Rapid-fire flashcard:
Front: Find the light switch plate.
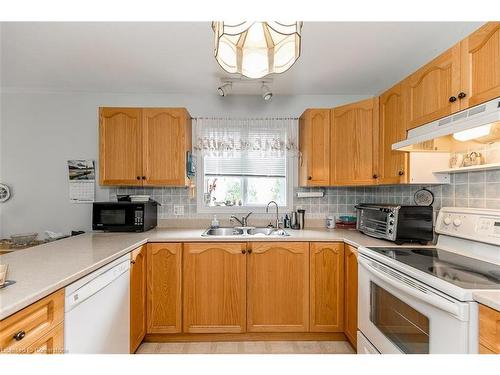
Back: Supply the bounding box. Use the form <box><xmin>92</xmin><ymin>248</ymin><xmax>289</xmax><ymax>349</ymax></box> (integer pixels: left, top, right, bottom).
<box><xmin>174</xmin><ymin>205</ymin><xmax>184</xmax><ymax>216</ymax></box>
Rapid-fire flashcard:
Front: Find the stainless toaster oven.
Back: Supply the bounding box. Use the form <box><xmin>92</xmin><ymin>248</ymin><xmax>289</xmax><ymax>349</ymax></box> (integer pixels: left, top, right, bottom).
<box><xmin>355</xmin><ymin>203</ymin><xmax>433</xmax><ymax>244</ymax></box>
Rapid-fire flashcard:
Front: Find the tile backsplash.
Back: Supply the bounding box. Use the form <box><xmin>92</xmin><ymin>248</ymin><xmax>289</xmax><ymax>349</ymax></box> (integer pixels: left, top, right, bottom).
<box><xmin>108</xmin><ymin>170</ymin><xmax>500</xmax><ymax>220</ymax></box>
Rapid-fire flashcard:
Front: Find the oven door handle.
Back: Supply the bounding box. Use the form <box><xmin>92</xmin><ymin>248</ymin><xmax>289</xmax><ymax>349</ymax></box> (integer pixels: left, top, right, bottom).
<box><xmin>359</xmin><ymin>256</ymin><xmax>464</xmax><ymax>319</ymax></box>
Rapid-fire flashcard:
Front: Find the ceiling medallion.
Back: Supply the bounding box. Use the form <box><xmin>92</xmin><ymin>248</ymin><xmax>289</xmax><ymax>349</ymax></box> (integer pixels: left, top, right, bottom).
<box><xmin>212</xmin><ymin>21</ymin><xmax>302</xmax><ymax>79</ymax></box>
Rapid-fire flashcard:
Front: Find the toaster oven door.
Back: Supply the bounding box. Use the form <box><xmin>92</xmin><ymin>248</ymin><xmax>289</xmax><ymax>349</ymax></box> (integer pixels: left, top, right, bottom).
<box><xmin>357</xmin><ymin>207</ymin><xmax>394</xmax><ymax>240</ymax></box>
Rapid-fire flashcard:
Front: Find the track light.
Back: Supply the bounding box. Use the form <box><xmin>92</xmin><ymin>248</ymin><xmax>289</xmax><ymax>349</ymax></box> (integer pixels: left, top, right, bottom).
<box><xmin>261</xmin><ymin>83</ymin><xmax>273</xmax><ymax>101</ymax></box>
<box><xmin>217</xmin><ymin>82</ymin><xmax>232</xmax><ymax>97</ymax></box>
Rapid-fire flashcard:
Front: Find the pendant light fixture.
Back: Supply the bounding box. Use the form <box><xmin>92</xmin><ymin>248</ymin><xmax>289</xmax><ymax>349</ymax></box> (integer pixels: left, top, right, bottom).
<box><xmin>212</xmin><ymin>21</ymin><xmax>302</xmax><ymax>79</ymax></box>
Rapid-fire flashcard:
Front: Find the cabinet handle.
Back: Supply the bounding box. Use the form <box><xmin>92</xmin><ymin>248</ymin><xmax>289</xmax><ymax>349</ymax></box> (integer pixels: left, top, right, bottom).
<box><xmin>131</xmin><ymin>260</ymin><xmax>136</xmax><ymax>264</ymax></box>
<box><xmin>136</xmin><ymin>176</ymin><xmax>140</xmax><ymax>180</ymax></box>
<box><xmin>13</xmin><ymin>330</ymin><xmax>26</xmax><ymax>341</ymax></box>
<box><xmin>372</xmin><ymin>174</ymin><xmax>378</xmax><ymax>179</ymax></box>
<box><xmin>241</xmin><ymin>249</ymin><xmax>246</xmax><ymax>254</ymax></box>
<box><xmin>398</xmin><ymin>170</ymin><xmax>405</xmax><ymax>176</ymax></box>
<box><xmin>247</xmin><ymin>249</ymin><xmax>253</xmax><ymax>254</ymax></box>
<box><xmin>449</xmin><ymin>96</ymin><xmax>457</xmax><ymax>103</ymax></box>
<box><xmin>458</xmin><ymin>92</ymin><xmax>467</xmax><ymax>99</ymax></box>
<box><xmin>142</xmin><ymin>176</ymin><xmax>146</xmax><ymax>180</ymax></box>
<box><xmin>308</xmin><ymin>176</ymin><xmax>312</xmax><ymax>181</ymax></box>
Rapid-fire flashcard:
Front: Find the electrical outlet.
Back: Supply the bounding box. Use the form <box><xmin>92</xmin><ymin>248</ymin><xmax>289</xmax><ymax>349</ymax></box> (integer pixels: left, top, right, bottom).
<box><xmin>174</xmin><ymin>205</ymin><xmax>184</xmax><ymax>216</ymax></box>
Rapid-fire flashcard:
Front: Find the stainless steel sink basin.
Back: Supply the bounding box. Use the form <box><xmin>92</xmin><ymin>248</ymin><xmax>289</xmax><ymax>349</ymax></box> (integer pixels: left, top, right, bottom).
<box><xmin>201</xmin><ymin>227</ymin><xmax>290</xmax><ymax>237</ymax></box>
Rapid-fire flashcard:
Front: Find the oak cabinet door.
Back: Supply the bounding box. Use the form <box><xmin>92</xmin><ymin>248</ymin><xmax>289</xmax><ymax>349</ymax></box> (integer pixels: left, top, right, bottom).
<box><xmin>183</xmin><ymin>243</ymin><xmax>247</xmax><ymax>333</ymax></box>
<box><xmin>479</xmin><ymin>304</ymin><xmax>500</xmax><ymax>354</ymax></box>
<box><xmin>26</xmin><ymin>323</ymin><xmax>64</xmax><ymax>354</ymax></box>
<box><xmin>461</xmin><ymin>22</ymin><xmax>500</xmax><ymax>108</ymax></box>
<box><xmin>299</xmin><ymin>109</ymin><xmax>330</xmax><ymax>186</ymax></box>
<box><xmin>130</xmin><ymin>245</ymin><xmax>147</xmax><ymax>353</ymax></box>
<box><xmin>331</xmin><ymin>98</ymin><xmax>379</xmax><ymax>186</ymax></box>
<box><xmin>147</xmin><ymin>243</ymin><xmax>182</xmax><ymax>334</ymax></box>
<box><xmin>142</xmin><ymin>108</ymin><xmax>192</xmax><ymax>186</ymax></box>
<box><xmin>344</xmin><ymin>245</ymin><xmax>358</xmax><ymax>348</ymax></box>
<box><xmin>99</xmin><ymin>107</ymin><xmax>143</xmax><ymax>186</ymax></box>
<box><xmin>310</xmin><ymin>242</ymin><xmax>344</xmax><ymax>332</ymax></box>
<box><xmin>247</xmin><ymin>242</ymin><xmax>309</xmax><ymax>332</ymax></box>
<box><xmin>378</xmin><ymin>83</ymin><xmax>408</xmax><ymax>184</ymax></box>
<box><xmin>404</xmin><ymin>43</ymin><xmax>462</xmax><ymax>130</ymax></box>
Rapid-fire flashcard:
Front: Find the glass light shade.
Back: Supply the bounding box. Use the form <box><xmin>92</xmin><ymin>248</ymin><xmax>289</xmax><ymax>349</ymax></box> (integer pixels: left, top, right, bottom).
<box><xmin>212</xmin><ymin>21</ymin><xmax>302</xmax><ymax>79</ymax></box>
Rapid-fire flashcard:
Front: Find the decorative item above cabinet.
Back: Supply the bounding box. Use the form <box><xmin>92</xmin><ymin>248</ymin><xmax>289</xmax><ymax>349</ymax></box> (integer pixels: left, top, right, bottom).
<box><xmin>99</xmin><ymin>107</ymin><xmax>192</xmax><ymax>187</ymax></box>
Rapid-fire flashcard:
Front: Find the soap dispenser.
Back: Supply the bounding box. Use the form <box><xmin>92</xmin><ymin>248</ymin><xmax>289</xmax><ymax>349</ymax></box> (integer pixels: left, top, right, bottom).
<box><xmin>211</xmin><ymin>215</ymin><xmax>220</xmax><ymax>229</ymax></box>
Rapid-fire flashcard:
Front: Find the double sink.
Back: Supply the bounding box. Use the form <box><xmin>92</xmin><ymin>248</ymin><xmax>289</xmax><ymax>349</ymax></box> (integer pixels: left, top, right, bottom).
<box><xmin>202</xmin><ymin>227</ymin><xmax>290</xmax><ymax>237</ymax></box>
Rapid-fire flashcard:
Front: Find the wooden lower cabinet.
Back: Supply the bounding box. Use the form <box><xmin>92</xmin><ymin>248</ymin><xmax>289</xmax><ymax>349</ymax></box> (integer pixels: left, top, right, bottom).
<box><xmin>183</xmin><ymin>242</ymin><xmax>247</xmax><ymax>333</ymax></box>
<box><xmin>147</xmin><ymin>243</ymin><xmax>182</xmax><ymax>334</ymax></box>
<box><xmin>247</xmin><ymin>242</ymin><xmax>310</xmax><ymax>332</ymax></box>
<box><xmin>479</xmin><ymin>304</ymin><xmax>500</xmax><ymax>354</ymax></box>
<box><xmin>130</xmin><ymin>245</ymin><xmax>147</xmax><ymax>353</ymax></box>
<box><xmin>0</xmin><ymin>289</ymin><xmax>64</xmax><ymax>354</ymax></box>
<box><xmin>310</xmin><ymin>242</ymin><xmax>344</xmax><ymax>332</ymax></box>
<box><xmin>344</xmin><ymin>244</ymin><xmax>358</xmax><ymax>348</ymax></box>
<box><xmin>27</xmin><ymin>323</ymin><xmax>64</xmax><ymax>354</ymax></box>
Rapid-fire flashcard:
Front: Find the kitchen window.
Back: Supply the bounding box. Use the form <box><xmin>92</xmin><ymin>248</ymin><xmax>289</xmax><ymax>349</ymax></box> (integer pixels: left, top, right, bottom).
<box><xmin>194</xmin><ymin>117</ymin><xmax>297</xmax><ymax>213</ymax></box>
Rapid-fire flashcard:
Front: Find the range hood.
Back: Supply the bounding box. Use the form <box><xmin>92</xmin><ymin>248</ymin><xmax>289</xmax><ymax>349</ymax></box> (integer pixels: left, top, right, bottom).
<box><xmin>393</xmin><ymin>97</ymin><xmax>500</xmax><ymax>151</ymax></box>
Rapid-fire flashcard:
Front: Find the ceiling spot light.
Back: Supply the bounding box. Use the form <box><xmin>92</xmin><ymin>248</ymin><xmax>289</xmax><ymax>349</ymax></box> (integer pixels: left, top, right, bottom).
<box><xmin>261</xmin><ymin>83</ymin><xmax>273</xmax><ymax>101</ymax></box>
<box><xmin>217</xmin><ymin>82</ymin><xmax>232</xmax><ymax>97</ymax></box>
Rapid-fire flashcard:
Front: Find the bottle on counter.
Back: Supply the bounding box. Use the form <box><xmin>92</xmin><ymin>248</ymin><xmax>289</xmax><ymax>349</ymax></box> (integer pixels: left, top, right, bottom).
<box><xmin>326</xmin><ymin>215</ymin><xmax>335</xmax><ymax>229</ymax></box>
<box><xmin>284</xmin><ymin>213</ymin><xmax>291</xmax><ymax>229</ymax></box>
<box><xmin>211</xmin><ymin>215</ymin><xmax>220</xmax><ymax>229</ymax></box>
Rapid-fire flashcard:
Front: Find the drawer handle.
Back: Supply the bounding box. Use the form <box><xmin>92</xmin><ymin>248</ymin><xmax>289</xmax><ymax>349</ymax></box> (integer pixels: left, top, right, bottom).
<box><xmin>13</xmin><ymin>330</ymin><xmax>26</xmax><ymax>341</ymax></box>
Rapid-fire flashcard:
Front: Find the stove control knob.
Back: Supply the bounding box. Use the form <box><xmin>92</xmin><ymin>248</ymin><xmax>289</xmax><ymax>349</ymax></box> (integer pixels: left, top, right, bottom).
<box><xmin>389</xmin><ymin>220</ymin><xmax>394</xmax><ymax>226</ymax></box>
<box><xmin>388</xmin><ymin>229</ymin><xmax>393</xmax><ymax>234</ymax></box>
<box><xmin>453</xmin><ymin>218</ymin><xmax>462</xmax><ymax>227</ymax></box>
<box><xmin>443</xmin><ymin>216</ymin><xmax>452</xmax><ymax>225</ymax></box>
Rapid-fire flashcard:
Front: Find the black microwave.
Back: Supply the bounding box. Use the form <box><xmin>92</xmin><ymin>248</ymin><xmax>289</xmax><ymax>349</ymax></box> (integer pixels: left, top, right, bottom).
<box><xmin>92</xmin><ymin>201</ymin><xmax>158</xmax><ymax>232</ymax></box>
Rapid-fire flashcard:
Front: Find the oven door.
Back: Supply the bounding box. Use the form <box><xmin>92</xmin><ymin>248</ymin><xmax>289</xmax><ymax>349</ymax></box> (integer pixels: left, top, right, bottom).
<box><xmin>358</xmin><ymin>254</ymin><xmax>474</xmax><ymax>354</ymax></box>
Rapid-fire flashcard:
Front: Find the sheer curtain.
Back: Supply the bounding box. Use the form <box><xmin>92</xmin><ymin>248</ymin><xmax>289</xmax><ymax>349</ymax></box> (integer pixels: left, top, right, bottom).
<box><xmin>192</xmin><ymin>117</ymin><xmax>299</xmax><ymax>158</ymax></box>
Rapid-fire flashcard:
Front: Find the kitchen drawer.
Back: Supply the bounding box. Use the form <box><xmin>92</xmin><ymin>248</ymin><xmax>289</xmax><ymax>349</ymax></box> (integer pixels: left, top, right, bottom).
<box><xmin>27</xmin><ymin>323</ymin><xmax>64</xmax><ymax>354</ymax></box>
<box><xmin>0</xmin><ymin>289</ymin><xmax>64</xmax><ymax>353</ymax></box>
<box><xmin>479</xmin><ymin>304</ymin><xmax>500</xmax><ymax>354</ymax></box>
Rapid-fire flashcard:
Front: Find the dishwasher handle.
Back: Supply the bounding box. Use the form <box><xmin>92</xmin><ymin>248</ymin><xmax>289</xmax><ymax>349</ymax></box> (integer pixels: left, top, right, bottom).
<box><xmin>65</xmin><ymin>260</ymin><xmax>130</xmax><ymax>312</ymax></box>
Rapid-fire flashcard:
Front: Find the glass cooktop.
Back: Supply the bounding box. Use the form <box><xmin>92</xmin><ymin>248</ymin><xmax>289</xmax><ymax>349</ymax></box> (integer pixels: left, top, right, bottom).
<box><xmin>366</xmin><ymin>247</ymin><xmax>500</xmax><ymax>290</ymax></box>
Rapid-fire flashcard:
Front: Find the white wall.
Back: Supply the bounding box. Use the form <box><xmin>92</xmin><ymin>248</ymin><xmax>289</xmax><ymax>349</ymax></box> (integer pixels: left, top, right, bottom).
<box><xmin>0</xmin><ymin>90</ymin><xmax>369</xmax><ymax>237</ymax></box>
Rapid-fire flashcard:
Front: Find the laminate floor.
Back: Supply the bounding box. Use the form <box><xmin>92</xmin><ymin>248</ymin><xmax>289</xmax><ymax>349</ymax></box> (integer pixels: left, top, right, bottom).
<box><xmin>136</xmin><ymin>341</ymin><xmax>355</xmax><ymax>354</ymax></box>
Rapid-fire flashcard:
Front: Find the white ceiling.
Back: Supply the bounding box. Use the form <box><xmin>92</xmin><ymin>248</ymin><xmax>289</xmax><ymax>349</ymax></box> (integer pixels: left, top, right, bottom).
<box><xmin>0</xmin><ymin>22</ymin><xmax>484</xmax><ymax>95</ymax></box>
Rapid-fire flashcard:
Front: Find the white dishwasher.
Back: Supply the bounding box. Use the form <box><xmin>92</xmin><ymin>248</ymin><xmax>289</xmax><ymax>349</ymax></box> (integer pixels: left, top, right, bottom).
<box><xmin>64</xmin><ymin>253</ymin><xmax>130</xmax><ymax>354</ymax></box>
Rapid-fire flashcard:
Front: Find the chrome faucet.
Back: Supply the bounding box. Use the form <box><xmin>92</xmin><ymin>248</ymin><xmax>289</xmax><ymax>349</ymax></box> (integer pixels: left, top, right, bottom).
<box><xmin>230</xmin><ymin>212</ymin><xmax>253</xmax><ymax>227</ymax></box>
<box><xmin>266</xmin><ymin>201</ymin><xmax>280</xmax><ymax>229</ymax></box>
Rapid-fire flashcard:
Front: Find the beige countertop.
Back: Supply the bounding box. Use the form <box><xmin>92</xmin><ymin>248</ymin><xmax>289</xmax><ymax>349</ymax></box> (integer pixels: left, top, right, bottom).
<box><xmin>0</xmin><ymin>227</ymin><xmax>392</xmax><ymax>320</ymax></box>
<box><xmin>472</xmin><ymin>291</ymin><xmax>500</xmax><ymax>312</ymax></box>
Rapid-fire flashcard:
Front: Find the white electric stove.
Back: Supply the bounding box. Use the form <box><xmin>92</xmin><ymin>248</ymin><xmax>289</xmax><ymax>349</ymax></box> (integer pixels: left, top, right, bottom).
<box><xmin>357</xmin><ymin>207</ymin><xmax>500</xmax><ymax>354</ymax></box>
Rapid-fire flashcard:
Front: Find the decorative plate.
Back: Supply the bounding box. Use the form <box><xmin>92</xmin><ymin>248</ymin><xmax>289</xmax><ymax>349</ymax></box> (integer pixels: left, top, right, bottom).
<box><xmin>414</xmin><ymin>188</ymin><xmax>434</xmax><ymax>206</ymax></box>
<box><xmin>0</xmin><ymin>184</ymin><xmax>10</xmax><ymax>203</ymax></box>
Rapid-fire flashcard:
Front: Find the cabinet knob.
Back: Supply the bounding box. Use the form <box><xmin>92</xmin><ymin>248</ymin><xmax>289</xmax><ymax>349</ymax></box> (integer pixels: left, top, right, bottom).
<box><xmin>142</xmin><ymin>176</ymin><xmax>146</xmax><ymax>180</ymax></box>
<box><xmin>449</xmin><ymin>96</ymin><xmax>457</xmax><ymax>103</ymax></box>
<box><xmin>136</xmin><ymin>176</ymin><xmax>140</xmax><ymax>180</ymax></box>
<box><xmin>458</xmin><ymin>92</ymin><xmax>467</xmax><ymax>99</ymax></box>
<box><xmin>398</xmin><ymin>170</ymin><xmax>404</xmax><ymax>176</ymax></box>
<box><xmin>247</xmin><ymin>249</ymin><xmax>253</xmax><ymax>254</ymax></box>
<box><xmin>131</xmin><ymin>260</ymin><xmax>136</xmax><ymax>264</ymax></box>
<box><xmin>13</xmin><ymin>330</ymin><xmax>26</xmax><ymax>341</ymax></box>
<box><xmin>372</xmin><ymin>174</ymin><xmax>378</xmax><ymax>179</ymax></box>
<box><xmin>241</xmin><ymin>249</ymin><xmax>246</xmax><ymax>254</ymax></box>
<box><xmin>307</xmin><ymin>176</ymin><xmax>312</xmax><ymax>181</ymax></box>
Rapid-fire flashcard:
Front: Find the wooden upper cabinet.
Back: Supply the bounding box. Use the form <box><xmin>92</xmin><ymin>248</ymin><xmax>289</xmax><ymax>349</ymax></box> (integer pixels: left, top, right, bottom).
<box><xmin>331</xmin><ymin>98</ymin><xmax>379</xmax><ymax>186</ymax></box>
<box><xmin>183</xmin><ymin>243</ymin><xmax>247</xmax><ymax>333</ymax></box>
<box><xmin>310</xmin><ymin>242</ymin><xmax>344</xmax><ymax>332</ymax></box>
<box><xmin>142</xmin><ymin>108</ymin><xmax>192</xmax><ymax>186</ymax></box>
<box><xmin>99</xmin><ymin>108</ymin><xmax>143</xmax><ymax>186</ymax></box>
<box><xmin>461</xmin><ymin>22</ymin><xmax>500</xmax><ymax>108</ymax></box>
<box><xmin>99</xmin><ymin>107</ymin><xmax>192</xmax><ymax>187</ymax></box>
<box><xmin>147</xmin><ymin>243</ymin><xmax>182</xmax><ymax>334</ymax></box>
<box><xmin>404</xmin><ymin>43</ymin><xmax>462</xmax><ymax>130</ymax></box>
<box><xmin>299</xmin><ymin>109</ymin><xmax>330</xmax><ymax>186</ymax></box>
<box><xmin>247</xmin><ymin>242</ymin><xmax>309</xmax><ymax>332</ymax></box>
<box><xmin>130</xmin><ymin>245</ymin><xmax>147</xmax><ymax>353</ymax></box>
<box><xmin>344</xmin><ymin>244</ymin><xmax>358</xmax><ymax>348</ymax></box>
<box><xmin>378</xmin><ymin>83</ymin><xmax>408</xmax><ymax>184</ymax></box>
